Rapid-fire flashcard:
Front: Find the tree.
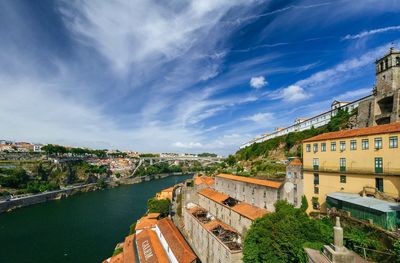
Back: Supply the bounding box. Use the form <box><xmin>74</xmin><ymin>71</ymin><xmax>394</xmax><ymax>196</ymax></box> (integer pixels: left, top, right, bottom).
<box><xmin>300</xmin><ymin>195</ymin><xmax>308</xmax><ymax>212</ymax></box>
<box><xmin>226</xmin><ymin>155</ymin><xmax>236</xmax><ymax>166</ymax></box>
<box><xmin>147</xmin><ymin>198</ymin><xmax>170</xmax><ymax>216</ymax></box>
<box><xmin>243</xmin><ymin>200</ymin><xmax>331</xmax><ymax>263</ymax></box>
<box><xmin>129</xmin><ymin>222</ymin><xmax>137</xmax><ymax>235</ymax></box>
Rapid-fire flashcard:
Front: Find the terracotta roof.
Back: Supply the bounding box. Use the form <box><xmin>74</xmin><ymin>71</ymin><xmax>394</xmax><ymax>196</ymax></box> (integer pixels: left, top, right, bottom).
<box><xmin>194</xmin><ymin>175</ymin><xmax>215</xmax><ymax>186</ymax></box>
<box><xmin>198</xmin><ymin>188</ymin><xmax>230</xmax><ymax>203</ymax></box>
<box><xmin>146</xmin><ymin>213</ymin><xmax>160</xmax><ymax>219</ymax></box>
<box><xmin>136</xmin><ymin>229</ymin><xmax>169</xmax><ymax>263</ymax></box>
<box><xmin>135</xmin><ymin>216</ymin><xmax>158</xmax><ymax>231</ymax></box>
<box><xmin>216</xmin><ymin>173</ymin><xmax>282</xmax><ymax>189</ymax></box>
<box><xmin>123</xmin><ymin>234</ymin><xmax>136</xmax><ymax>263</ymax></box>
<box><xmin>161</xmin><ymin>186</ymin><xmax>174</xmax><ymax>192</ymax></box>
<box><xmin>156</xmin><ymin>218</ymin><xmax>197</xmax><ymax>263</ymax></box>
<box><xmin>288</xmin><ymin>158</ymin><xmax>302</xmax><ymax>166</ymax></box>
<box><xmin>231</xmin><ymin>203</ymin><xmax>269</xmax><ymax>220</ymax></box>
<box><xmin>109</xmin><ymin>252</ymin><xmax>123</xmax><ymax>263</ymax></box>
<box><xmin>303</xmin><ymin>122</ymin><xmax>400</xmax><ymax>142</ymax></box>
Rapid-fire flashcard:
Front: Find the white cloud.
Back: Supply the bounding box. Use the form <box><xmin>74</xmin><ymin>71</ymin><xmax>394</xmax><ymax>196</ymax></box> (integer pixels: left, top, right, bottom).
<box><xmin>277</xmin><ymin>85</ymin><xmax>309</xmax><ymax>102</ymax></box>
<box><xmin>173</xmin><ymin>142</ymin><xmax>204</xmax><ymax>149</ymax></box>
<box><xmin>343</xmin><ymin>25</ymin><xmax>400</xmax><ymax>40</ymax></box>
<box><xmin>250</xmin><ymin>76</ymin><xmax>268</xmax><ymax>89</ymax></box>
<box><xmin>243</xmin><ymin>112</ymin><xmax>273</xmax><ymax>123</ymax></box>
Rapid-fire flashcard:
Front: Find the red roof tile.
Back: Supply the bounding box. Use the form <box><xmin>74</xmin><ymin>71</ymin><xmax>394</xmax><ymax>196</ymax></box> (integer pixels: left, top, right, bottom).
<box><xmin>303</xmin><ymin>122</ymin><xmax>400</xmax><ymax>142</ymax></box>
<box><xmin>216</xmin><ymin>173</ymin><xmax>282</xmax><ymax>188</ymax></box>
<box><xmin>136</xmin><ymin>229</ymin><xmax>169</xmax><ymax>263</ymax></box>
<box><xmin>156</xmin><ymin>218</ymin><xmax>197</xmax><ymax>263</ymax></box>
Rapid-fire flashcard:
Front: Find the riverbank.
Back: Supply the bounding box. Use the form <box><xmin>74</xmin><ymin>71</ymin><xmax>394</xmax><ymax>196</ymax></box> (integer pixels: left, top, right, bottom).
<box><xmin>0</xmin><ymin>183</ymin><xmax>98</xmax><ymax>213</ymax></box>
<box><xmin>0</xmin><ymin>172</ymin><xmax>193</xmax><ymax>214</ymax></box>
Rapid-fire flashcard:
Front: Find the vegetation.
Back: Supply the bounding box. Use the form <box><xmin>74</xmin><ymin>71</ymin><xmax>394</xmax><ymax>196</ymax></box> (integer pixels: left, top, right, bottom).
<box><xmin>147</xmin><ymin>198</ymin><xmax>171</xmax><ymax>216</ymax></box>
<box><xmin>236</xmin><ymin>108</ymin><xmax>353</xmax><ymax>161</ymax></box>
<box><xmin>139</xmin><ymin>153</ymin><xmax>160</xmax><ymax>158</ymax></box>
<box><xmin>243</xmin><ymin>200</ymin><xmax>397</xmax><ymax>263</ymax></box>
<box><xmin>0</xmin><ymin>167</ymin><xmax>29</xmax><ymax>188</ymax></box>
<box><xmin>41</xmin><ymin>144</ymin><xmax>107</xmax><ymax>157</ymax></box>
<box><xmin>197</xmin><ymin>152</ymin><xmax>217</xmax><ymax>157</ymax></box>
<box><xmin>243</xmin><ymin>200</ymin><xmax>331</xmax><ymax>263</ymax></box>
<box><xmin>112</xmin><ymin>247</ymin><xmax>123</xmax><ymax>256</ymax></box>
<box><xmin>129</xmin><ymin>222</ymin><xmax>137</xmax><ymax>235</ymax></box>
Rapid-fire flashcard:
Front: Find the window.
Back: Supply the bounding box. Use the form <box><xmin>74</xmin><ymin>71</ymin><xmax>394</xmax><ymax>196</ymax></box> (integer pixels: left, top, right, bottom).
<box><xmin>321</xmin><ymin>143</ymin><xmax>326</xmax><ymax>152</ymax></box>
<box><xmin>374</xmin><ymin>137</ymin><xmax>382</xmax><ymax>149</ymax></box>
<box><xmin>306</xmin><ymin>144</ymin><xmax>311</xmax><ymax>152</ymax></box>
<box><xmin>350</xmin><ymin>140</ymin><xmax>357</xmax><ymax>150</ymax></box>
<box><xmin>313</xmin><ymin>143</ymin><xmax>318</xmax><ymax>152</ymax></box>
<box><xmin>314</xmin><ymin>186</ymin><xmax>319</xmax><ymax>194</ymax></box>
<box><xmin>375</xmin><ymin>157</ymin><xmax>383</xmax><ymax>173</ymax></box>
<box><xmin>313</xmin><ymin>173</ymin><xmax>319</xmax><ymax>184</ymax></box>
<box><xmin>331</xmin><ymin>142</ymin><xmax>336</xmax><ymax>151</ymax></box>
<box><xmin>396</xmin><ymin>56</ymin><xmax>400</xmax><ymax>66</ymax></box>
<box><xmin>340</xmin><ymin>141</ymin><xmax>346</xmax><ymax>151</ymax></box>
<box><xmin>375</xmin><ymin>178</ymin><xmax>384</xmax><ymax>192</ymax></box>
<box><xmin>340</xmin><ymin>175</ymin><xmax>346</xmax><ymax>183</ymax></box>
<box><xmin>389</xmin><ymin>136</ymin><xmax>398</xmax><ymax>148</ymax></box>
<box><xmin>313</xmin><ymin>158</ymin><xmax>319</xmax><ymax>170</ymax></box>
<box><xmin>340</xmin><ymin>158</ymin><xmax>346</xmax><ymax>172</ymax></box>
<box><xmin>362</xmin><ymin>139</ymin><xmax>369</xmax><ymax>150</ymax></box>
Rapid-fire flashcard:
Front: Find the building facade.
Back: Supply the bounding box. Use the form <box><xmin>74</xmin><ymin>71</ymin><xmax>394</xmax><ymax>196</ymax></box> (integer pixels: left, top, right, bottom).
<box><xmin>214</xmin><ymin>173</ymin><xmax>282</xmax><ymax>211</ymax></box>
<box><xmin>302</xmin><ymin>122</ymin><xmax>400</xmax><ymax>214</ymax></box>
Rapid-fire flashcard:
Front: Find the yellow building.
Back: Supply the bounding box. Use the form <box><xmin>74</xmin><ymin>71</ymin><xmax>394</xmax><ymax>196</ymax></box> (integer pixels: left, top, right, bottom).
<box><xmin>155</xmin><ymin>186</ymin><xmax>174</xmax><ymax>201</ymax></box>
<box><xmin>302</xmin><ymin>122</ymin><xmax>400</xmax><ymax>213</ymax></box>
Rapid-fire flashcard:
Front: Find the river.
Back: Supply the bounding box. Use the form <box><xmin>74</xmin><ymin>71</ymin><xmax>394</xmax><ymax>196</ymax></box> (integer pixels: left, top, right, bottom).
<box><xmin>0</xmin><ymin>174</ymin><xmax>192</xmax><ymax>263</ymax></box>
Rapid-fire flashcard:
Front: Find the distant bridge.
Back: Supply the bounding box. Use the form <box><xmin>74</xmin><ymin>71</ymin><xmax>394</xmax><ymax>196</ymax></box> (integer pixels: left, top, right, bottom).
<box><xmin>128</xmin><ymin>156</ymin><xmax>223</xmax><ymax>177</ymax></box>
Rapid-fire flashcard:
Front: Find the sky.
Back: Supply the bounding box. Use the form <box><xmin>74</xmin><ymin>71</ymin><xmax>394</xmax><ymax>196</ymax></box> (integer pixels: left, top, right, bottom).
<box><xmin>1</xmin><ymin>0</ymin><xmax>400</xmax><ymax>156</ymax></box>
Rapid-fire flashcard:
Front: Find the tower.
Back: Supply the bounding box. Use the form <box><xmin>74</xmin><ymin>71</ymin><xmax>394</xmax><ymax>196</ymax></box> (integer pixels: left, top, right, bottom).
<box><xmin>373</xmin><ymin>47</ymin><xmax>400</xmax><ymax>125</ymax></box>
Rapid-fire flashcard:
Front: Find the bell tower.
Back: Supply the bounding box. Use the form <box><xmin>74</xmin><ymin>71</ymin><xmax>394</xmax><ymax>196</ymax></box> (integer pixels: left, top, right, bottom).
<box><xmin>373</xmin><ymin>47</ymin><xmax>400</xmax><ymax>125</ymax></box>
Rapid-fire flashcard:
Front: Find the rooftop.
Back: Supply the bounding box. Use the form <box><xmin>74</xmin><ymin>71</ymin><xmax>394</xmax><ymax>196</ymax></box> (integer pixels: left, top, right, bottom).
<box><xmin>156</xmin><ymin>218</ymin><xmax>197</xmax><ymax>263</ymax></box>
<box><xmin>288</xmin><ymin>158</ymin><xmax>302</xmax><ymax>166</ymax></box>
<box><xmin>327</xmin><ymin>192</ymin><xmax>400</xmax><ymax>213</ymax></box>
<box><xmin>216</xmin><ymin>173</ymin><xmax>282</xmax><ymax>189</ymax></box>
<box><xmin>231</xmin><ymin>202</ymin><xmax>269</xmax><ymax>221</ymax></box>
<box><xmin>136</xmin><ymin>229</ymin><xmax>169</xmax><ymax>263</ymax></box>
<box><xmin>303</xmin><ymin>122</ymin><xmax>400</xmax><ymax>142</ymax></box>
<box><xmin>198</xmin><ymin>188</ymin><xmax>269</xmax><ymax>220</ymax></box>
<box><xmin>135</xmin><ymin>215</ymin><xmax>159</xmax><ymax>231</ymax></box>
<box><xmin>194</xmin><ymin>175</ymin><xmax>215</xmax><ymax>186</ymax></box>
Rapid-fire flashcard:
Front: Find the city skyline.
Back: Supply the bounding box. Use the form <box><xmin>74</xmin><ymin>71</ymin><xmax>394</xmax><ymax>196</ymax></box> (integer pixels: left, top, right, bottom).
<box><xmin>1</xmin><ymin>0</ymin><xmax>400</xmax><ymax>155</ymax></box>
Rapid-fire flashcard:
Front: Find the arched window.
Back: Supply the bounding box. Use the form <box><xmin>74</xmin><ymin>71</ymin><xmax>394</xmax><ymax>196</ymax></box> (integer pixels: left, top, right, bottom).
<box><xmin>385</xmin><ymin>58</ymin><xmax>389</xmax><ymax>69</ymax></box>
<box><xmin>380</xmin><ymin>61</ymin><xmax>384</xmax><ymax>71</ymax></box>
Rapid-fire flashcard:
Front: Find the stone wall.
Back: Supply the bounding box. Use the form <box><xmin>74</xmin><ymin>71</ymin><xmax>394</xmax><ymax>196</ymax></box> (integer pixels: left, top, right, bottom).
<box><xmin>198</xmin><ymin>195</ymin><xmax>252</xmax><ymax>236</ymax></box>
<box><xmin>214</xmin><ymin>177</ymin><xmax>279</xmax><ymax>211</ymax></box>
<box><xmin>183</xmin><ymin>208</ymin><xmax>242</xmax><ymax>263</ymax></box>
<box><xmin>0</xmin><ymin>184</ymin><xmax>96</xmax><ymax>213</ymax></box>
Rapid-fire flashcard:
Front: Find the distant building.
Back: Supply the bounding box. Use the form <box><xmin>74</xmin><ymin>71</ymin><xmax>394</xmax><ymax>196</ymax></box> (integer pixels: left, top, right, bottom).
<box><xmin>302</xmin><ymin>122</ymin><xmax>400</xmax><ymax>218</ymax></box>
<box><xmin>156</xmin><ymin>187</ymin><xmax>174</xmax><ymax>201</ymax></box>
<box><xmin>240</xmin><ymin>96</ymin><xmax>370</xmax><ymax>149</ymax></box>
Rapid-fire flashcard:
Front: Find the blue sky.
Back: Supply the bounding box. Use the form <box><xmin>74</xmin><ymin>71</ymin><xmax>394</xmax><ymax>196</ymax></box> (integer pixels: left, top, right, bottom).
<box><xmin>1</xmin><ymin>0</ymin><xmax>400</xmax><ymax>155</ymax></box>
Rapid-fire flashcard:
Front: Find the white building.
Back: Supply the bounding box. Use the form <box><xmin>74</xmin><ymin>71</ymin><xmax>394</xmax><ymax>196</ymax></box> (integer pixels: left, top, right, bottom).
<box><xmin>240</xmin><ymin>96</ymin><xmax>372</xmax><ymax>149</ymax></box>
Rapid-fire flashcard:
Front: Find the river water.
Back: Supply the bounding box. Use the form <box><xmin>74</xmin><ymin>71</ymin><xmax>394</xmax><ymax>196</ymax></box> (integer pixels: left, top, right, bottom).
<box><xmin>0</xmin><ymin>174</ymin><xmax>192</xmax><ymax>263</ymax></box>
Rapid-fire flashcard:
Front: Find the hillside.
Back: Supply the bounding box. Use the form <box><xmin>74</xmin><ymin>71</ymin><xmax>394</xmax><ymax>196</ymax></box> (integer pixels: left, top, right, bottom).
<box><xmin>225</xmin><ymin>109</ymin><xmax>355</xmax><ymax>177</ymax></box>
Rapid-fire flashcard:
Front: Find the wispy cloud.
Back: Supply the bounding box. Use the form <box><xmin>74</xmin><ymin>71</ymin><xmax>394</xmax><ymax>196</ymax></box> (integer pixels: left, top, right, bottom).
<box><xmin>243</xmin><ymin>112</ymin><xmax>273</xmax><ymax>123</ymax></box>
<box><xmin>343</xmin><ymin>25</ymin><xmax>400</xmax><ymax>40</ymax></box>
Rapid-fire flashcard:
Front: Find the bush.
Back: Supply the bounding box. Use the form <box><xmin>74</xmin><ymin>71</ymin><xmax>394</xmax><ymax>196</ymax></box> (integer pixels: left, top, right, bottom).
<box><xmin>112</xmin><ymin>247</ymin><xmax>123</xmax><ymax>256</ymax></box>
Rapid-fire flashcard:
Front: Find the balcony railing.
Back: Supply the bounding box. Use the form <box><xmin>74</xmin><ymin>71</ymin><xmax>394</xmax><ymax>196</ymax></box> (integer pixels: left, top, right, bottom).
<box><xmin>303</xmin><ymin>165</ymin><xmax>399</xmax><ymax>175</ymax></box>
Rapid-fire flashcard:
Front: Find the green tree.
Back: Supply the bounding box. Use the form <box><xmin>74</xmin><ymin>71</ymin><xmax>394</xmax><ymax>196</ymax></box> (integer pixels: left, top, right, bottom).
<box><xmin>300</xmin><ymin>195</ymin><xmax>308</xmax><ymax>212</ymax></box>
<box><xmin>147</xmin><ymin>198</ymin><xmax>170</xmax><ymax>216</ymax></box>
<box><xmin>243</xmin><ymin>201</ymin><xmax>331</xmax><ymax>263</ymax></box>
